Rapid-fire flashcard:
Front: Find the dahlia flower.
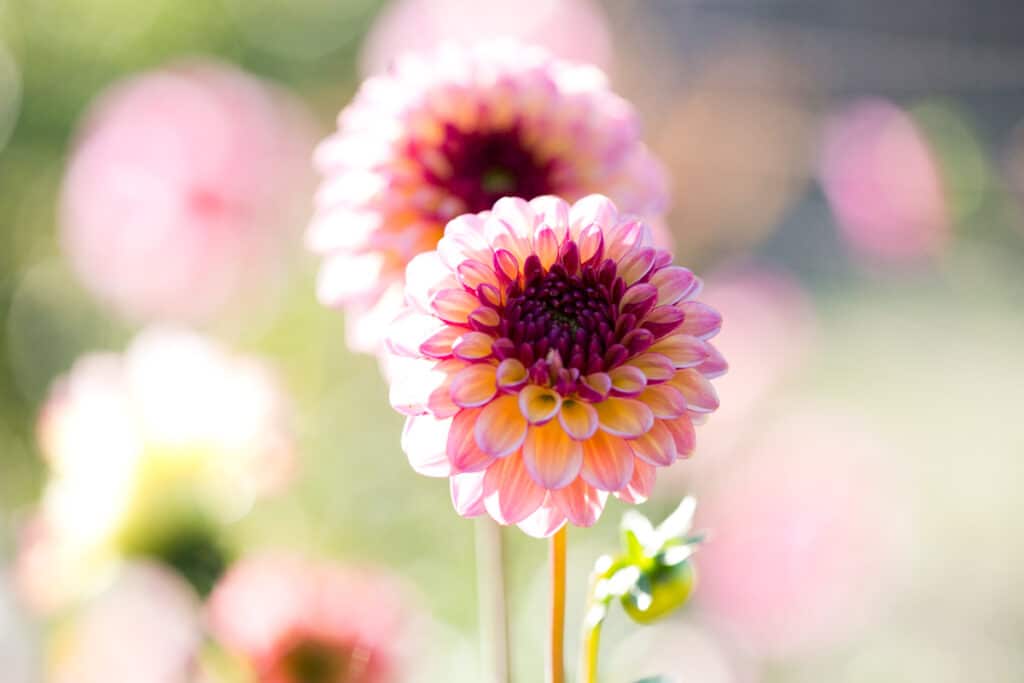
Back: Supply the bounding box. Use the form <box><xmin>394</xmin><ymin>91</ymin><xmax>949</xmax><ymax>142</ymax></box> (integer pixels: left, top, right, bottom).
<box><xmin>310</xmin><ymin>42</ymin><xmax>667</xmax><ymax>354</ymax></box>
<box><xmin>207</xmin><ymin>554</ymin><xmax>414</xmax><ymax>683</ymax></box>
<box><xmin>48</xmin><ymin>563</ymin><xmax>204</xmax><ymax>683</ymax></box>
<box><xmin>60</xmin><ymin>59</ymin><xmax>315</xmax><ymax>321</ymax></box>
<box><xmin>16</xmin><ymin>327</ymin><xmax>294</xmax><ymax>612</ymax></box>
<box><xmin>386</xmin><ymin>195</ymin><xmax>724</xmax><ymax>536</ymax></box>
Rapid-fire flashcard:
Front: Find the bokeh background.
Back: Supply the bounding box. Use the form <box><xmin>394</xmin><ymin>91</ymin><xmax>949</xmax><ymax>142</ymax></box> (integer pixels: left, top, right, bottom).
<box><xmin>2</xmin><ymin>0</ymin><xmax>1023</xmax><ymax>681</ymax></box>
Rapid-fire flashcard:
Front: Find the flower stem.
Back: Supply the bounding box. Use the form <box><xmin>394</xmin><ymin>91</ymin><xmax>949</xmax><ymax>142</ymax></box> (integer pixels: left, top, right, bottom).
<box><xmin>475</xmin><ymin>518</ymin><xmax>510</xmax><ymax>683</ymax></box>
<box><xmin>579</xmin><ymin>583</ymin><xmax>603</xmax><ymax>682</ymax></box>
<box><xmin>548</xmin><ymin>526</ymin><xmax>567</xmax><ymax>683</ymax></box>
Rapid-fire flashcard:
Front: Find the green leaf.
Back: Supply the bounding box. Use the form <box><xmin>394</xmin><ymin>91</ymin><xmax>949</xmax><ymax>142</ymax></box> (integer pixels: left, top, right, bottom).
<box><xmin>620</xmin><ymin>510</ymin><xmax>655</xmax><ymax>560</ymax></box>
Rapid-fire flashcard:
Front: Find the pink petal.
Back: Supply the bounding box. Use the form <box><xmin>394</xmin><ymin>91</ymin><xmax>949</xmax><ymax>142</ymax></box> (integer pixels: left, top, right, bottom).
<box><xmin>605</xmin><ymin>219</ymin><xmax>650</xmax><ymax>261</ymax></box>
<box><xmin>558</xmin><ymin>399</ymin><xmax>598</xmax><ymax>440</ymax></box>
<box><xmin>641</xmin><ymin>306</ymin><xmax>685</xmax><ymax>339</ymax></box>
<box><xmin>388</xmin><ymin>357</ymin><xmax>459</xmax><ymax>416</ymax></box>
<box><xmin>483</xmin><ymin>455</ymin><xmax>547</xmax><ymax>525</ymax></box>
<box><xmin>451</xmin><ymin>472</ymin><xmax>486</xmax><ymax>517</ymax></box>
<box><xmin>617</xmin><ymin>247</ymin><xmax>656</xmax><ymax>284</ymax></box>
<box><xmin>386</xmin><ymin>310</ymin><xmax>446</xmax><ymax>358</ymax></box>
<box><xmin>569</xmin><ymin>194</ymin><xmax>619</xmax><ymax>239</ymax></box>
<box><xmin>663</xmin><ymin>416</ymin><xmax>696</xmax><ymax>457</ymax></box>
<box><xmin>431</xmin><ymin>288</ymin><xmax>479</xmax><ymax>324</ymax></box>
<box><xmin>576</xmin><ymin>224</ymin><xmax>605</xmax><ymax>263</ymax></box>
<box><xmin>447</xmin><ymin>407</ymin><xmax>497</xmax><ymax>473</ymax></box>
<box><xmin>522</xmin><ymin>421</ymin><xmax>583</xmax><ymax>490</ymax></box>
<box><xmin>449</xmin><ymin>363</ymin><xmax>498</xmax><ymax>408</ymax></box>
<box><xmin>420</xmin><ymin>326</ymin><xmax>462</xmax><ymax>359</ymax></box>
<box><xmin>405</xmin><ymin>251</ymin><xmax>458</xmax><ymax>312</ymax></box>
<box><xmin>580</xmin><ymin>430</ymin><xmax>634</xmax><ymax>491</ymax></box>
<box><xmin>649</xmin><ymin>334</ymin><xmax>709</xmax><ymax>369</ymax></box>
<box><xmin>677</xmin><ymin>301</ymin><xmax>722</xmax><ymax>340</ymax></box>
<box><xmin>401</xmin><ymin>415</ymin><xmax>453</xmax><ymax>477</ymax></box>
<box><xmin>496</xmin><ymin>358</ymin><xmax>528</xmax><ymax>391</ymax></box>
<box><xmin>551</xmin><ymin>478</ymin><xmax>608</xmax><ymax>527</ymax></box>
<box><xmin>485</xmin><ymin>216</ymin><xmax>530</xmax><ymax>262</ymax></box>
<box><xmin>533</xmin><ymin>226</ymin><xmax>560</xmax><ymax>270</ymax></box>
<box><xmin>649</xmin><ymin>266</ymin><xmax>699</xmax><ymax>305</ymax></box>
<box><xmin>615</xmin><ymin>460</ymin><xmax>656</xmax><ymax>503</ymax></box>
<box><xmin>474</xmin><ymin>394</ymin><xmax>528</xmax><ymax>457</ymax></box>
<box><xmin>517</xmin><ymin>499</ymin><xmax>567</xmax><ymax>538</ymax></box>
<box><xmin>595</xmin><ymin>397</ymin><xmax>654</xmax><ymax>437</ymax></box>
<box><xmin>628</xmin><ymin>420</ymin><xmax>677</xmax><ymax>467</ymax></box>
<box><xmin>697</xmin><ymin>342</ymin><xmax>728</xmax><ymax>379</ymax></box>
<box><xmin>529</xmin><ymin>196</ymin><xmax>570</xmax><ymax>240</ymax></box>
<box><xmin>493</xmin><ymin>197</ymin><xmax>537</xmax><ymax>238</ymax></box>
<box><xmin>452</xmin><ymin>332</ymin><xmax>494</xmax><ymax>361</ymax></box>
<box><xmin>608</xmin><ymin>365</ymin><xmax>647</xmax><ymax>396</ymax></box>
<box><xmin>518</xmin><ymin>385</ymin><xmax>562</xmax><ymax>425</ymax></box>
<box><xmin>438</xmin><ymin>215</ymin><xmax>491</xmax><ymax>269</ymax></box>
<box><xmin>457</xmin><ymin>259</ymin><xmax>500</xmax><ymax>291</ymax></box>
<box><xmin>625</xmin><ymin>353</ymin><xmax>675</xmax><ymax>383</ymax></box>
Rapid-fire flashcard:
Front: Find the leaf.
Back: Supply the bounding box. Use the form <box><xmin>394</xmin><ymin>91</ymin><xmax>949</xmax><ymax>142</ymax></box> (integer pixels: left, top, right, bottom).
<box><xmin>656</xmin><ymin>496</ymin><xmax>696</xmax><ymax>540</ymax></box>
<box><xmin>620</xmin><ymin>510</ymin><xmax>656</xmax><ymax>559</ymax></box>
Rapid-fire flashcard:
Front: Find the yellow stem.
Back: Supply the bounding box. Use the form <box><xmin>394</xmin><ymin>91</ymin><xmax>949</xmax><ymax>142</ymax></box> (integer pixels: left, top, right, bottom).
<box><xmin>548</xmin><ymin>527</ymin><xmax>567</xmax><ymax>683</ymax></box>
<box><xmin>581</xmin><ymin>619</ymin><xmax>603</xmax><ymax>683</ymax></box>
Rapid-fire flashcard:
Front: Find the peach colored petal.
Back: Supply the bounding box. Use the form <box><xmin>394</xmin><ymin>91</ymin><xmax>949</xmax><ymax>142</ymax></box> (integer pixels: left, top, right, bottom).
<box><xmin>669</xmin><ymin>369</ymin><xmax>720</xmax><ymax>413</ymax></box>
<box><xmin>420</xmin><ymin>325</ymin><xmax>462</xmax><ymax>358</ymax></box>
<box><xmin>387</xmin><ymin>310</ymin><xmax>448</xmax><ymax>358</ymax></box>
<box><xmin>522</xmin><ymin>421</ymin><xmax>583</xmax><ymax>489</ymax></box>
<box><xmin>496</xmin><ymin>358</ymin><xmax>528</xmax><ymax>391</ymax></box>
<box><xmin>569</xmin><ymin>194</ymin><xmax>618</xmax><ymax>238</ymax></box>
<box><xmin>405</xmin><ymin>251</ymin><xmax>458</xmax><ymax>312</ymax></box>
<box><xmin>638</xmin><ymin>384</ymin><xmax>688</xmax><ymax>419</ymax></box>
<box><xmin>595</xmin><ymin>397</ymin><xmax>654</xmax><ymax>437</ymax></box>
<box><xmin>581</xmin><ymin>372</ymin><xmax>611</xmax><ymax>399</ymax></box>
<box><xmin>558</xmin><ymin>398</ymin><xmax>598</xmax><ymax>440</ymax></box>
<box><xmin>551</xmin><ymin>477</ymin><xmax>607</xmax><ymax>527</ymax></box>
<box><xmin>447</xmin><ymin>407</ymin><xmax>497</xmax><ymax>473</ymax></box>
<box><xmin>663</xmin><ymin>416</ymin><xmax>696</xmax><ymax>457</ymax></box>
<box><xmin>618</xmin><ymin>247</ymin><xmax>656</xmax><ymax>284</ymax></box>
<box><xmin>388</xmin><ymin>357</ymin><xmax>458</xmax><ymax>416</ymax></box>
<box><xmin>474</xmin><ymin>394</ymin><xmax>528</xmax><ymax>457</ymax></box>
<box><xmin>608</xmin><ymin>365</ymin><xmax>647</xmax><ymax>396</ymax></box>
<box><xmin>576</xmin><ymin>223</ymin><xmax>604</xmax><ymax>263</ymax></box>
<box><xmin>449</xmin><ymin>363</ymin><xmax>498</xmax><ymax>408</ymax></box>
<box><xmin>628</xmin><ymin>420</ymin><xmax>677</xmax><ymax>467</ymax></box>
<box><xmin>518</xmin><ymin>384</ymin><xmax>562</xmax><ymax>425</ymax></box>
<box><xmin>452</xmin><ymin>331</ymin><xmax>494</xmax><ymax>360</ymax></box>
<box><xmin>533</xmin><ymin>226</ymin><xmax>560</xmax><ymax>270</ymax></box>
<box><xmin>451</xmin><ymin>471</ymin><xmax>486</xmax><ymax>517</ymax></box>
<box><xmin>649</xmin><ymin>334</ymin><xmax>709</xmax><ymax>369</ymax></box>
<box><xmin>483</xmin><ymin>454</ymin><xmax>546</xmax><ymax>524</ymax></box>
<box><xmin>457</xmin><ymin>258</ymin><xmax>499</xmax><ymax>291</ymax></box>
<box><xmin>580</xmin><ymin>429</ymin><xmax>634</xmax><ymax>491</ymax></box>
<box><xmin>615</xmin><ymin>459</ymin><xmax>655</xmax><ymax>503</ymax></box>
<box><xmin>401</xmin><ymin>415</ymin><xmax>453</xmax><ymax>477</ymax></box>
<box><xmin>492</xmin><ymin>197</ymin><xmax>537</xmax><ymax>239</ymax></box>
<box><xmin>529</xmin><ymin>196</ymin><xmax>570</xmax><ymax>239</ymax></box>
<box><xmin>431</xmin><ymin>288</ymin><xmax>479</xmax><ymax>324</ymax></box>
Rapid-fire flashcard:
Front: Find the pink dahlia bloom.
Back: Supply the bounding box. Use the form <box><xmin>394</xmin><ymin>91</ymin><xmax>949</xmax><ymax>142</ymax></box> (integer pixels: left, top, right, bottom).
<box><xmin>207</xmin><ymin>555</ymin><xmax>414</xmax><ymax>683</ymax></box>
<box><xmin>820</xmin><ymin>99</ymin><xmax>949</xmax><ymax>264</ymax></box>
<box><xmin>385</xmin><ymin>195</ymin><xmax>724</xmax><ymax>536</ymax></box>
<box><xmin>61</xmin><ymin>59</ymin><xmax>315</xmax><ymax>322</ymax></box>
<box><xmin>310</xmin><ymin>42</ymin><xmax>667</xmax><ymax>354</ymax></box>
<box><xmin>360</xmin><ymin>0</ymin><xmax>612</xmax><ymax>76</ymax></box>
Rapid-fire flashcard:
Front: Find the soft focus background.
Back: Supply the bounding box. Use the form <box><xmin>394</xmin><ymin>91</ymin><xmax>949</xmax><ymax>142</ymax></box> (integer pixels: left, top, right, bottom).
<box><xmin>2</xmin><ymin>0</ymin><xmax>1024</xmax><ymax>681</ymax></box>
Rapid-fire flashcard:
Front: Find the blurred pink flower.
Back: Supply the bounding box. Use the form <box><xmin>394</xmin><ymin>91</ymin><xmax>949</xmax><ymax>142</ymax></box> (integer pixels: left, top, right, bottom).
<box><xmin>386</xmin><ymin>195</ymin><xmax>724</xmax><ymax>537</ymax></box>
<box><xmin>17</xmin><ymin>327</ymin><xmax>294</xmax><ymax>612</ymax></box>
<box><xmin>310</xmin><ymin>41</ymin><xmax>667</xmax><ymax>354</ymax></box>
<box><xmin>48</xmin><ymin>562</ymin><xmax>203</xmax><ymax>683</ymax></box>
<box><xmin>207</xmin><ymin>554</ymin><xmax>415</xmax><ymax>683</ymax></box>
<box><xmin>60</xmin><ymin>59</ymin><xmax>315</xmax><ymax>322</ymax></box>
<box><xmin>694</xmin><ymin>411</ymin><xmax>901</xmax><ymax>657</ymax></box>
<box><xmin>360</xmin><ymin>0</ymin><xmax>612</xmax><ymax>76</ymax></box>
<box><xmin>820</xmin><ymin>99</ymin><xmax>949</xmax><ymax>264</ymax></box>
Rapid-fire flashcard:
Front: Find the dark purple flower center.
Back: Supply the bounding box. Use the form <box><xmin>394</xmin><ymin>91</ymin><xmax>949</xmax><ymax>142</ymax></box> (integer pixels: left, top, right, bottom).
<box><xmin>414</xmin><ymin>123</ymin><xmax>555</xmax><ymax>215</ymax></box>
<box><xmin>482</xmin><ymin>241</ymin><xmax>663</xmax><ymax>397</ymax></box>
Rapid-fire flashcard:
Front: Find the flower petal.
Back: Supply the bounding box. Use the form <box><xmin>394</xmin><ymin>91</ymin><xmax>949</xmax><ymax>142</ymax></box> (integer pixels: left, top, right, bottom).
<box><xmin>450</xmin><ymin>364</ymin><xmax>498</xmax><ymax>408</ymax></box>
<box><xmin>558</xmin><ymin>399</ymin><xmax>598</xmax><ymax>440</ymax></box>
<box><xmin>387</xmin><ymin>310</ymin><xmax>447</xmax><ymax>358</ymax></box>
<box><xmin>668</xmin><ymin>369</ymin><xmax>720</xmax><ymax>413</ymax></box>
<box><xmin>608</xmin><ymin>365</ymin><xmax>647</xmax><ymax>396</ymax></box>
<box><xmin>518</xmin><ymin>385</ymin><xmax>562</xmax><ymax>425</ymax></box>
<box><xmin>483</xmin><ymin>455</ymin><xmax>546</xmax><ymax>524</ymax></box>
<box><xmin>596</xmin><ymin>397</ymin><xmax>654</xmax><ymax>437</ymax></box>
<box><xmin>431</xmin><ymin>288</ymin><xmax>479</xmax><ymax>324</ymax></box>
<box><xmin>475</xmin><ymin>394</ymin><xmax>528</xmax><ymax>457</ymax></box>
<box><xmin>615</xmin><ymin>459</ymin><xmax>655</xmax><ymax>504</ymax></box>
<box><xmin>522</xmin><ymin>421</ymin><xmax>583</xmax><ymax>490</ymax></box>
<box><xmin>650</xmin><ymin>266</ymin><xmax>699</xmax><ymax>305</ymax></box>
<box><xmin>401</xmin><ymin>415</ymin><xmax>453</xmax><ymax>477</ymax></box>
<box><xmin>316</xmin><ymin>252</ymin><xmax>384</xmax><ymax>305</ymax></box>
<box><xmin>638</xmin><ymin>384</ymin><xmax>688</xmax><ymax>419</ymax></box>
<box><xmin>697</xmin><ymin>342</ymin><xmax>728</xmax><ymax>379</ymax></box>
<box><xmin>569</xmin><ymin>194</ymin><xmax>618</xmax><ymax>239</ymax></box>
<box><xmin>496</xmin><ymin>358</ymin><xmax>528</xmax><ymax>391</ymax></box>
<box><xmin>406</xmin><ymin>251</ymin><xmax>458</xmax><ymax>312</ymax></box>
<box><xmin>447</xmin><ymin>407</ymin><xmax>498</xmax><ymax>473</ymax></box>
<box><xmin>451</xmin><ymin>471</ymin><xmax>486</xmax><ymax>517</ymax></box>
<box><xmin>580</xmin><ymin>430</ymin><xmax>634</xmax><ymax>492</ymax></box>
<box><xmin>625</xmin><ymin>353</ymin><xmax>675</xmax><ymax>383</ymax></box>
<box><xmin>677</xmin><ymin>301</ymin><xmax>722</xmax><ymax>340</ymax></box>
<box><xmin>551</xmin><ymin>478</ymin><xmax>608</xmax><ymax>527</ymax></box>
<box><xmin>663</xmin><ymin>416</ymin><xmax>696</xmax><ymax>457</ymax></box>
<box><xmin>517</xmin><ymin>499</ymin><xmax>567</xmax><ymax>538</ymax></box>
<box><xmin>649</xmin><ymin>334</ymin><xmax>709</xmax><ymax>369</ymax></box>
<box><xmin>628</xmin><ymin>420</ymin><xmax>677</xmax><ymax>467</ymax></box>
<box><xmin>452</xmin><ymin>332</ymin><xmax>494</xmax><ymax>360</ymax></box>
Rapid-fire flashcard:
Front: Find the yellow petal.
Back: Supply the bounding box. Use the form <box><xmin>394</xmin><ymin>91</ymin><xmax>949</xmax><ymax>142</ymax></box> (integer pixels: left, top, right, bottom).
<box><xmin>518</xmin><ymin>385</ymin><xmax>562</xmax><ymax>425</ymax></box>
<box><xmin>522</xmin><ymin>421</ymin><xmax>583</xmax><ymax>489</ymax></box>
<box><xmin>474</xmin><ymin>394</ymin><xmax>528</xmax><ymax>457</ymax></box>
<box><xmin>595</xmin><ymin>397</ymin><xmax>654</xmax><ymax>437</ymax></box>
<box><xmin>450</xmin><ymin>364</ymin><xmax>498</xmax><ymax>408</ymax></box>
<box><xmin>558</xmin><ymin>399</ymin><xmax>598</xmax><ymax>440</ymax></box>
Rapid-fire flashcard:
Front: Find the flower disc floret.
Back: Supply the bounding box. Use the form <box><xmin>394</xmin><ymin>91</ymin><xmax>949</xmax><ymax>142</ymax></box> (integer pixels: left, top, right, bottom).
<box><xmin>387</xmin><ymin>195</ymin><xmax>724</xmax><ymax>536</ymax></box>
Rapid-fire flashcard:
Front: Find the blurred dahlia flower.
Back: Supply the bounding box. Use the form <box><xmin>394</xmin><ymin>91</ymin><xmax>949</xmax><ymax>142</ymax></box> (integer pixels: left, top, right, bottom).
<box><xmin>60</xmin><ymin>59</ymin><xmax>315</xmax><ymax>322</ymax></box>
<box><xmin>207</xmin><ymin>554</ymin><xmax>414</xmax><ymax>683</ymax></box>
<box><xmin>386</xmin><ymin>195</ymin><xmax>724</xmax><ymax>536</ymax></box>
<box><xmin>360</xmin><ymin>0</ymin><xmax>612</xmax><ymax>76</ymax></box>
<box><xmin>17</xmin><ymin>327</ymin><xmax>294</xmax><ymax>612</ymax></box>
<box><xmin>48</xmin><ymin>563</ymin><xmax>204</xmax><ymax>683</ymax></box>
<box><xmin>310</xmin><ymin>42</ymin><xmax>667</xmax><ymax>354</ymax></box>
